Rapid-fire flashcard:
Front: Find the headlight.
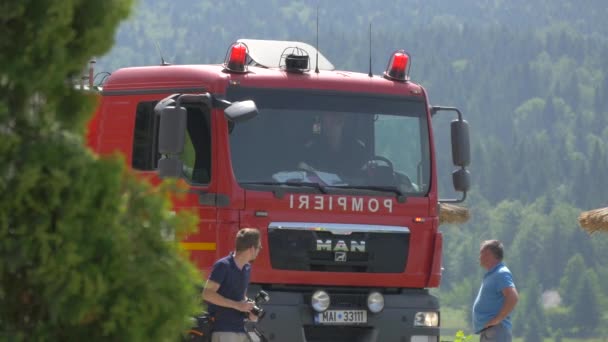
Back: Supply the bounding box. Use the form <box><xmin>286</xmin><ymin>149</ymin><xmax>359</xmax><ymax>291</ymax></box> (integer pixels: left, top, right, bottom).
<box><xmin>413</xmin><ymin>312</ymin><xmax>439</xmax><ymax>327</ymax></box>
<box><xmin>367</xmin><ymin>291</ymin><xmax>384</xmax><ymax>313</ymax></box>
<box><xmin>311</xmin><ymin>290</ymin><xmax>330</xmax><ymax>312</ymax></box>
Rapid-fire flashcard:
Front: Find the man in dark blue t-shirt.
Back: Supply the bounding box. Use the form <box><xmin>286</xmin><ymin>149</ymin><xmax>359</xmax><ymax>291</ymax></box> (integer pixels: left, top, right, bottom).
<box><xmin>202</xmin><ymin>228</ymin><xmax>262</xmax><ymax>342</ymax></box>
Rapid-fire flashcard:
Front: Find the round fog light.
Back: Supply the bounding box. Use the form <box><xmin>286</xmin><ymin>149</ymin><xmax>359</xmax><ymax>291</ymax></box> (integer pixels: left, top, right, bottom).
<box><xmin>311</xmin><ymin>290</ymin><xmax>330</xmax><ymax>312</ymax></box>
<box><xmin>367</xmin><ymin>291</ymin><xmax>384</xmax><ymax>313</ymax></box>
<box><xmin>414</xmin><ymin>312</ymin><xmax>439</xmax><ymax>327</ymax></box>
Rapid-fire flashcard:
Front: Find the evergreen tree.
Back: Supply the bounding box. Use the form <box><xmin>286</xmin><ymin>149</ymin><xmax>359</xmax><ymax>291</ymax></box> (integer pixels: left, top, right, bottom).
<box><xmin>511</xmin><ymin>297</ymin><xmax>526</xmax><ymax>336</ymax></box>
<box><xmin>511</xmin><ymin>274</ymin><xmax>545</xmax><ymax>338</ymax></box>
<box><xmin>559</xmin><ymin>254</ymin><xmax>585</xmax><ymax>306</ymax></box>
<box><xmin>520</xmin><ymin>274</ymin><xmax>547</xmax><ymax>337</ymax></box>
<box><xmin>465</xmin><ymin>279</ymin><xmax>478</xmax><ymax>332</ymax></box>
<box><xmin>571</xmin><ymin>270</ymin><xmax>600</xmax><ymax>336</ymax></box>
<box><xmin>541</xmin><ymin>205</ymin><xmax>575</xmax><ymax>288</ymax></box>
<box><xmin>0</xmin><ymin>2</ymin><xmax>201</xmax><ymax>341</ymax></box>
<box><xmin>522</xmin><ymin>314</ymin><xmax>543</xmax><ymax>342</ymax></box>
<box><xmin>553</xmin><ymin>328</ymin><xmax>563</xmax><ymax>342</ymax></box>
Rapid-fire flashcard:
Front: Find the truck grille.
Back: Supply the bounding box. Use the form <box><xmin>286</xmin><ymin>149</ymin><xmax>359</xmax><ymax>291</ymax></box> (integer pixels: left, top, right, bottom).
<box><xmin>268</xmin><ymin>222</ymin><xmax>409</xmax><ymax>273</ymax></box>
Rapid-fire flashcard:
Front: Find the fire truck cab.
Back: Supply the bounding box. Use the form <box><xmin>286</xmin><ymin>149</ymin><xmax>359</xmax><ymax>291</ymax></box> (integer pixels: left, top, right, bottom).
<box><xmin>88</xmin><ymin>39</ymin><xmax>471</xmax><ymax>342</ymax></box>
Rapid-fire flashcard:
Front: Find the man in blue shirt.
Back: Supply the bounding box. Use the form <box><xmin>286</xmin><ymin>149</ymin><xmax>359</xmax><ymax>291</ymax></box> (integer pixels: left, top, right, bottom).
<box><xmin>202</xmin><ymin>228</ymin><xmax>263</xmax><ymax>342</ymax></box>
<box><xmin>472</xmin><ymin>240</ymin><xmax>519</xmax><ymax>342</ymax></box>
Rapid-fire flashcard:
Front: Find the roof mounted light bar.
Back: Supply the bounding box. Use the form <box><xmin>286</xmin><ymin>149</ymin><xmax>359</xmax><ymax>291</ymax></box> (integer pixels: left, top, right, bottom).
<box><xmin>383</xmin><ymin>50</ymin><xmax>411</xmax><ymax>82</ymax></box>
<box><xmin>280</xmin><ymin>46</ymin><xmax>310</xmax><ymax>73</ymax></box>
<box><xmin>223</xmin><ymin>42</ymin><xmax>249</xmax><ymax>73</ymax></box>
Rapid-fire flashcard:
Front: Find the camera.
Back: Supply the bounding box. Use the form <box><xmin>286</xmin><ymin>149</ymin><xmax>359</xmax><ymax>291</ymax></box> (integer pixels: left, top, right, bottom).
<box><xmin>249</xmin><ymin>290</ymin><xmax>270</xmax><ymax>319</ymax></box>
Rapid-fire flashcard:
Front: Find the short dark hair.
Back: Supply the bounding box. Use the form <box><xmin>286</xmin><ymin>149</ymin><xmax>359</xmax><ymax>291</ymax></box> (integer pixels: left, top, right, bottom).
<box><xmin>235</xmin><ymin>228</ymin><xmax>261</xmax><ymax>252</ymax></box>
<box><xmin>481</xmin><ymin>240</ymin><xmax>504</xmax><ymax>260</ymax></box>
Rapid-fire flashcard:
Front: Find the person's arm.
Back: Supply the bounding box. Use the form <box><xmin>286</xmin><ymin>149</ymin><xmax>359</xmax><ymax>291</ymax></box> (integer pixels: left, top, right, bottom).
<box><xmin>202</xmin><ymin>279</ymin><xmax>254</xmax><ymax>313</ymax></box>
<box><xmin>485</xmin><ymin>286</ymin><xmax>519</xmax><ymax>328</ymax></box>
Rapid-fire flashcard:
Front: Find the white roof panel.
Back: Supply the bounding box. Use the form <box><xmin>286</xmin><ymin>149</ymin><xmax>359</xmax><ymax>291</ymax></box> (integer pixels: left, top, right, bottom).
<box><xmin>237</xmin><ymin>39</ymin><xmax>335</xmax><ymax>71</ymax></box>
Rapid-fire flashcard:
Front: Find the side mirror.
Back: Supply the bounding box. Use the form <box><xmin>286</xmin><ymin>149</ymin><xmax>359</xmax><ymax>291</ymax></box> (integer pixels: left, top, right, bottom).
<box><xmin>157</xmin><ymin>105</ymin><xmax>187</xmax><ymax>155</ymax></box>
<box><xmin>432</xmin><ymin>106</ymin><xmax>471</xmax><ymax>203</ymax></box>
<box><xmin>225</xmin><ymin>100</ymin><xmax>258</xmax><ymax>122</ymax></box>
<box><xmin>153</xmin><ymin>94</ymin><xmax>258</xmax><ymax>179</ymax></box>
<box><xmin>451</xmin><ymin>119</ymin><xmax>470</xmax><ymax>167</ymax></box>
<box><xmin>158</xmin><ymin>156</ymin><xmax>183</xmax><ymax>179</ymax></box>
<box><xmin>452</xmin><ymin>168</ymin><xmax>471</xmax><ymax>193</ymax></box>
<box><xmin>155</xmin><ymin>102</ymin><xmax>187</xmax><ymax>179</ymax></box>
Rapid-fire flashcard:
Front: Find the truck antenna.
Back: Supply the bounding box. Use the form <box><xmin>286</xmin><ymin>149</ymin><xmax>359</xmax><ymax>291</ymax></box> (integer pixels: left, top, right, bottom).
<box><xmin>315</xmin><ymin>6</ymin><xmax>320</xmax><ymax>74</ymax></box>
<box><xmin>154</xmin><ymin>41</ymin><xmax>171</xmax><ymax>66</ymax></box>
<box><xmin>368</xmin><ymin>23</ymin><xmax>373</xmax><ymax>77</ymax></box>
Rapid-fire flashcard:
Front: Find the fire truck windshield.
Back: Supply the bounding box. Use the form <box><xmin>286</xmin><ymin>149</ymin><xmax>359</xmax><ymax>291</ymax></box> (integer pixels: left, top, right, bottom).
<box><xmin>227</xmin><ymin>87</ymin><xmax>431</xmax><ymax>196</ymax></box>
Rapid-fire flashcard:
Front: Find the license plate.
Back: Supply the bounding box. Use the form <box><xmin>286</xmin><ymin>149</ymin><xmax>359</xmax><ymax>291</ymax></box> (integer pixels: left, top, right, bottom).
<box><xmin>315</xmin><ymin>310</ymin><xmax>367</xmax><ymax>324</ymax></box>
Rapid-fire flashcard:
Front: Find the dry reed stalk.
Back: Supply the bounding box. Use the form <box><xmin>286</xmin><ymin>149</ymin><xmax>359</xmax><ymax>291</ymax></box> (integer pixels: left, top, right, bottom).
<box><xmin>579</xmin><ymin>207</ymin><xmax>608</xmax><ymax>234</ymax></box>
<box><xmin>439</xmin><ymin>203</ymin><xmax>471</xmax><ymax>225</ymax></box>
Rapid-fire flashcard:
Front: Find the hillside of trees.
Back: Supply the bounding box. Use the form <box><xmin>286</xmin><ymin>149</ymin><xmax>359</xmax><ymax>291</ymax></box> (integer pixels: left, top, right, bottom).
<box><xmin>97</xmin><ymin>0</ymin><xmax>608</xmax><ymax>338</ymax></box>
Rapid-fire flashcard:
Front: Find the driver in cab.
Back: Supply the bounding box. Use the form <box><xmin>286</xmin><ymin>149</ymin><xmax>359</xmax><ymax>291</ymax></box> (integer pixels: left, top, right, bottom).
<box><xmin>299</xmin><ymin>112</ymin><xmax>368</xmax><ymax>181</ymax></box>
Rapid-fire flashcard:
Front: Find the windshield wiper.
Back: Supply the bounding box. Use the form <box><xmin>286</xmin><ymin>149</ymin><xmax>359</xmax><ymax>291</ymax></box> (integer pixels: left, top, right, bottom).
<box><xmin>239</xmin><ymin>181</ymin><xmax>327</xmax><ymax>194</ymax></box>
<box><xmin>329</xmin><ymin>185</ymin><xmax>407</xmax><ymax>202</ymax></box>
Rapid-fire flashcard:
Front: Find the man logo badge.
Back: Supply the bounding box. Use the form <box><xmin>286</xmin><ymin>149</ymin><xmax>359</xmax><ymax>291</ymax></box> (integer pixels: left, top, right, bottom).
<box><xmin>334</xmin><ymin>252</ymin><xmax>347</xmax><ymax>262</ymax></box>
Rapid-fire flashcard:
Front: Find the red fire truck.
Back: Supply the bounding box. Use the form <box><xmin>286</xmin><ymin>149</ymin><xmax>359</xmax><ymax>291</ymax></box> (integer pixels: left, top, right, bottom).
<box><xmin>87</xmin><ymin>39</ymin><xmax>470</xmax><ymax>342</ymax></box>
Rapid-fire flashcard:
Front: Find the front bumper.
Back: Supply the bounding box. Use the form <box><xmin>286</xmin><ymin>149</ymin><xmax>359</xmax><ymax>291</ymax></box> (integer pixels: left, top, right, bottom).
<box><xmin>247</xmin><ymin>285</ymin><xmax>440</xmax><ymax>342</ymax></box>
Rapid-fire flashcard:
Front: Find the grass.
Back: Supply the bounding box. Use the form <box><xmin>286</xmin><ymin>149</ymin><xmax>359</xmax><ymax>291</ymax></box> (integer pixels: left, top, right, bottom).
<box><xmin>439</xmin><ymin>307</ymin><xmax>608</xmax><ymax>342</ymax></box>
<box><xmin>440</xmin><ymin>306</ymin><xmax>470</xmax><ymax>339</ymax></box>
<box><xmin>442</xmin><ymin>336</ymin><xmax>608</xmax><ymax>342</ymax></box>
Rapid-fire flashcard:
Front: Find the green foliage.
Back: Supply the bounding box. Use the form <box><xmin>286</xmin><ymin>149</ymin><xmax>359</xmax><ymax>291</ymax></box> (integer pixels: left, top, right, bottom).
<box><xmin>0</xmin><ymin>0</ymin><xmax>132</xmax><ymax>132</ymax></box>
<box><xmin>441</xmin><ymin>278</ymin><xmax>476</xmax><ymax>309</ymax></box>
<box><xmin>0</xmin><ymin>134</ymin><xmax>201</xmax><ymax>341</ymax></box>
<box><xmin>553</xmin><ymin>329</ymin><xmax>563</xmax><ymax>342</ymax></box>
<box><xmin>546</xmin><ymin>307</ymin><xmax>570</xmax><ymax>335</ymax></box>
<box><xmin>513</xmin><ymin>274</ymin><xmax>547</xmax><ymax>338</ymax></box>
<box><xmin>453</xmin><ymin>330</ymin><xmax>473</xmax><ymax>342</ymax></box>
<box><xmin>571</xmin><ymin>270</ymin><xmax>601</xmax><ymax>335</ymax></box>
<box><xmin>1</xmin><ymin>1</ymin><xmax>202</xmax><ymax>341</ymax></box>
<box><xmin>559</xmin><ymin>254</ymin><xmax>586</xmax><ymax>306</ymax></box>
<box><xmin>522</xmin><ymin>314</ymin><xmax>543</xmax><ymax>342</ymax></box>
